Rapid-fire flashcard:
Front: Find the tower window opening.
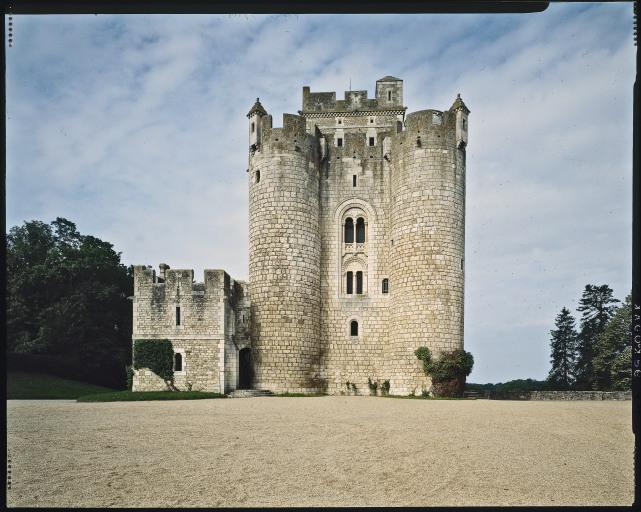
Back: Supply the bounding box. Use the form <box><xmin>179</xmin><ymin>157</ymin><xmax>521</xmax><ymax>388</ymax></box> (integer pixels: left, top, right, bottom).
<box><xmin>382</xmin><ymin>278</ymin><xmax>389</xmax><ymax>294</ymax></box>
<box><xmin>387</xmin><ymin>90</ymin><xmax>392</xmax><ymax>101</ymax></box>
<box><xmin>337</xmin><ymin>137</ymin><xmax>343</xmax><ymax>147</ymax></box>
<box><xmin>350</xmin><ymin>320</ymin><xmax>358</xmax><ymax>336</ymax></box>
<box><xmin>255</xmin><ymin>170</ymin><xmax>260</xmax><ymax>183</ymax></box>
<box><xmin>344</xmin><ymin>218</ymin><xmax>354</xmax><ymax>243</ymax></box>
<box><xmin>174</xmin><ymin>352</ymin><xmax>183</xmax><ymax>372</ymax></box>
<box><xmin>356</xmin><ymin>218</ymin><xmax>365</xmax><ymax>243</ymax></box>
<box><xmin>369</xmin><ymin>137</ymin><xmax>375</xmax><ymax>146</ymax></box>
<box><xmin>462</xmin><ymin>118</ymin><xmax>467</xmax><ymax>129</ymax></box>
<box><xmin>346</xmin><ymin>271</ymin><xmax>353</xmax><ymax>295</ymax></box>
<box><xmin>370</xmin><ymin>118</ymin><xmax>374</xmax><ymax>124</ymax></box>
<box><xmin>461</xmin><ymin>258</ymin><xmax>464</xmax><ymax>270</ymax></box>
<box><xmin>251</xmin><ymin>122</ymin><xmax>255</xmax><ymax>133</ymax></box>
<box><xmin>352</xmin><ymin>175</ymin><xmax>357</xmax><ymax>187</ymax></box>
<box><xmin>356</xmin><ymin>271</ymin><xmax>363</xmax><ymax>294</ymax></box>
<box><xmin>338</xmin><ymin>119</ymin><xmax>342</xmax><ymax>124</ymax></box>
<box><xmin>176</xmin><ymin>306</ymin><xmax>181</xmax><ymax>326</ymax></box>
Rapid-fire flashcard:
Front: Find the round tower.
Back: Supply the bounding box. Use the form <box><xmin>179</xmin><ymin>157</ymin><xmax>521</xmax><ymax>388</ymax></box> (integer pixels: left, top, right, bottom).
<box><xmin>387</xmin><ymin>96</ymin><xmax>470</xmax><ymax>395</ymax></box>
<box><xmin>247</xmin><ymin>103</ymin><xmax>322</xmax><ymax>393</ymax></box>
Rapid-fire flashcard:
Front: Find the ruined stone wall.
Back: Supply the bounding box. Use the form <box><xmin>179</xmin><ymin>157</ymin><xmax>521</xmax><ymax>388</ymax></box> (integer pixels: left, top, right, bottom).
<box><xmin>387</xmin><ymin>109</ymin><xmax>466</xmax><ymax>395</ymax></box>
<box><xmin>248</xmin><ymin>113</ymin><xmax>322</xmax><ymax>393</ymax></box>
<box><xmin>132</xmin><ymin>267</ymin><xmax>233</xmax><ymax>393</ymax></box>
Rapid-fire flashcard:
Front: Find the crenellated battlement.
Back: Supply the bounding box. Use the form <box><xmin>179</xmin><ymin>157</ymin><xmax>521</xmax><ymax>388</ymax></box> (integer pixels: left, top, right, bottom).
<box><xmin>300</xmin><ymin>76</ymin><xmax>406</xmax><ymax>115</ymax></box>
<box><xmin>133</xmin><ymin>265</ymin><xmax>236</xmax><ymax>299</ymax></box>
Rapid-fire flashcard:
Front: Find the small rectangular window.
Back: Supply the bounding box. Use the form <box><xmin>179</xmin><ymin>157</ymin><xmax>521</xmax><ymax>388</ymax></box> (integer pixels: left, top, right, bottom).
<box><xmin>382</xmin><ymin>279</ymin><xmax>389</xmax><ymax>294</ymax></box>
<box><xmin>369</xmin><ymin>137</ymin><xmax>375</xmax><ymax>146</ymax></box>
<box><xmin>387</xmin><ymin>90</ymin><xmax>392</xmax><ymax>101</ymax></box>
<box><xmin>337</xmin><ymin>137</ymin><xmax>343</xmax><ymax>147</ymax></box>
<box><xmin>461</xmin><ymin>258</ymin><xmax>464</xmax><ymax>270</ymax></box>
<box><xmin>346</xmin><ymin>272</ymin><xmax>353</xmax><ymax>295</ymax></box>
<box><xmin>352</xmin><ymin>175</ymin><xmax>357</xmax><ymax>187</ymax></box>
<box><xmin>176</xmin><ymin>306</ymin><xmax>181</xmax><ymax>326</ymax></box>
<box><xmin>356</xmin><ymin>271</ymin><xmax>363</xmax><ymax>295</ymax></box>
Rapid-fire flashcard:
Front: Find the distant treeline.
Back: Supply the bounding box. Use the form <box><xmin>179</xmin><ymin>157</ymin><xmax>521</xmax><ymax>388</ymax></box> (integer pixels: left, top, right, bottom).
<box><xmin>465</xmin><ymin>379</ymin><xmax>551</xmax><ymax>395</ymax></box>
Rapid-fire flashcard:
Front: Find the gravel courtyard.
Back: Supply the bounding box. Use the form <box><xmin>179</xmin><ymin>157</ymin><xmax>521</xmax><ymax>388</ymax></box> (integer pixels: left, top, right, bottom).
<box><xmin>6</xmin><ymin>397</ymin><xmax>633</xmax><ymax>507</ymax></box>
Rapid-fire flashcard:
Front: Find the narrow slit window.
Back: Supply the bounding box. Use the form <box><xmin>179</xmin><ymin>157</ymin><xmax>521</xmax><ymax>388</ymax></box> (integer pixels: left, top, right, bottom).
<box><xmin>352</xmin><ymin>175</ymin><xmax>357</xmax><ymax>187</ymax></box>
<box><xmin>350</xmin><ymin>320</ymin><xmax>358</xmax><ymax>336</ymax></box>
<box><xmin>251</xmin><ymin>122</ymin><xmax>255</xmax><ymax>133</ymax></box>
<box><xmin>461</xmin><ymin>258</ymin><xmax>464</xmax><ymax>270</ymax></box>
<box><xmin>387</xmin><ymin>90</ymin><xmax>392</xmax><ymax>101</ymax></box>
<box><xmin>176</xmin><ymin>306</ymin><xmax>181</xmax><ymax>326</ymax></box>
<box><xmin>346</xmin><ymin>271</ymin><xmax>353</xmax><ymax>295</ymax></box>
<box><xmin>369</xmin><ymin>137</ymin><xmax>375</xmax><ymax>146</ymax></box>
<box><xmin>337</xmin><ymin>137</ymin><xmax>343</xmax><ymax>147</ymax></box>
<box><xmin>344</xmin><ymin>218</ymin><xmax>354</xmax><ymax>243</ymax></box>
<box><xmin>382</xmin><ymin>278</ymin><xmax>389</xmax><ymax>294</ymax></box>
<box><xmin>255</xmin><ymin>170</ymin><xmax>260</xmax><ymax>183</ymax></box>
<box><xmin>356</xmin><ymin>218</ymin><xmax>365</xmax><ymax>243</ymax></box>
<box><xmin>356</xmin><ymin>271</ymin><xmax>363</xmax><ymax>294</ymax></box>
<box><xmin>174</xmin><ymin>352</ymin><xmax>183</xmax><ymax>372</ymax></box>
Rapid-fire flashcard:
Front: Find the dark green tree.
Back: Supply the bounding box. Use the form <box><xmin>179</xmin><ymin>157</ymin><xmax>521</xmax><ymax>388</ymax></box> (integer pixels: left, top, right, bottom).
<box><xmin>6</xmin><ymin>218</ymin><xmax>133</xmax><ymax>387</ymax></box>
<box><xmin>546</xmin><ymin>307</ymin><xmax>578</xmax><ymax>390</ymax></box>
<box><xmin>593</xmin><ymin>295</ymin><xmax>632</xmax><ymax>390</ymax></box>
<box><xmin>575</xmin><ymin>284</ymin><xmax>619</xmax><ymax>390</ymax></box>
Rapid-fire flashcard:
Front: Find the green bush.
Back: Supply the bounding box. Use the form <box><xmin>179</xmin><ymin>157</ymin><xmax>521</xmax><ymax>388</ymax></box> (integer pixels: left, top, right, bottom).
<box><xmin>133</xmin><ymin>339</ymin><xmax>174</xmax><ymax>382</ymax></box>
<box><xmin>414</xmin><ymin>346</ymin><xmax>474</xmax><ymax>383</ymax></box>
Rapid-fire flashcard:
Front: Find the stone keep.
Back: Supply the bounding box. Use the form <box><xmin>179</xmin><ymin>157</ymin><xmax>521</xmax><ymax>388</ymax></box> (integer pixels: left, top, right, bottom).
<box><xmin>132</xmin><ymin>76</ymin><xmax>469</xmax><ymax>396</ymax></box>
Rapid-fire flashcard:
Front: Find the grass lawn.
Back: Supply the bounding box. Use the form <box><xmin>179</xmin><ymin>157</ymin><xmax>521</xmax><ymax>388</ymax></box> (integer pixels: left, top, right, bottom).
<box><xmin>77</xmin><ymin>390</ymin><xmax>227</xmax><ymax>402</ymax></box>
<box><xmin>8</xmin><ymin>371</ymin><xmax>116</xmax><ymax>399</ymax></box>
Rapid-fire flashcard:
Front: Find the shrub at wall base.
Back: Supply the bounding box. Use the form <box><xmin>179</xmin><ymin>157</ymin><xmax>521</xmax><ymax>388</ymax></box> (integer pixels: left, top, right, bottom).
<box><xmin>415</xmin><ymin>346</ymin><xmax>474</xmax><ymax>398</ymax></box>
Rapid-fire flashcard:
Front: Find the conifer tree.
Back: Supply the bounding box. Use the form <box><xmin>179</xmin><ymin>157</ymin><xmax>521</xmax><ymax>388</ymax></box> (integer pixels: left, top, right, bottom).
<box><xmin>575</xmin><ymin>284</ymin><xmax>619</xmax><ymax>390</ymax></box>
<box><xmin>547</xmin><ymin>307</ymin><xmax>578</xmax><ymax>390</ymax></box>
<box><xmin>593</xmin><ymin>295</ymin><xmax>632</xmax><ymax>390</ymax></box>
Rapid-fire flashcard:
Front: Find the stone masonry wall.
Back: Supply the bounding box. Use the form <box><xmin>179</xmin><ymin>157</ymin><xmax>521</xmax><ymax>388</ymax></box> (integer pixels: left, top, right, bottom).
<box><xmin>248</xmin><ymin>113</ymin><xmax>323</xmax><ymax>393</ymax></box>
<box><xmin>387</xmin><ymin>109</ymin><xmax>466</xmax><ymax>396</ymax></box>
<box><xmin>132</xmin><ymin>266</ymin><xmax>230</xmax><ymax>393</ymax></box>
<box><xmin>307</xmin><ymin>110</ymin><xmax>401</xmax><ymax>395</ymax></box>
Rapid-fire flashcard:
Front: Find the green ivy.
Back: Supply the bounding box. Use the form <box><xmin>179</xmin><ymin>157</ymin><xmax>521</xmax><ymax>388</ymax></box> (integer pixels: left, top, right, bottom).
<box><xmin>133</xmin><ymin>339</ymin><xmax>174</xmax><ymax>382</ymax></box>
<box><xmin>414</xmin><ymin>346</ymin><xmax>474</xmax><ymax>383</ymax></box>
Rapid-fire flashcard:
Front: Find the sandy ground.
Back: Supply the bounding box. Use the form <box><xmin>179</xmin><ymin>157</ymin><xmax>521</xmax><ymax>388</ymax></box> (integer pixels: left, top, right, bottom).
<box><xmin>6</xmin><ymin>397</ymin><xmax>634</xmax><ymax>507</ymax></box>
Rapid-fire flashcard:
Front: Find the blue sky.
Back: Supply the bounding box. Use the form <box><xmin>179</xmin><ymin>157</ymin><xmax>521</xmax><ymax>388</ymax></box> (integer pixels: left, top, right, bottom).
<box><xmin>5</xmin><ymin>4</ymin><xmax>635</xmax><ymax>383</ymax></box>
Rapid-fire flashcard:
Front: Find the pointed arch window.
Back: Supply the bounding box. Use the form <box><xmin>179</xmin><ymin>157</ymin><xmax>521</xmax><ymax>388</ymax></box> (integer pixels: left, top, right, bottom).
<box><xmin>355</xmin><ymin>218</ymin><xmax>365</xmax><ymax>243</ymax></box>
<box><xmin>344</xmin><ymin>218</ymin><xmax>354</xmax><ymax>243</ymax></box>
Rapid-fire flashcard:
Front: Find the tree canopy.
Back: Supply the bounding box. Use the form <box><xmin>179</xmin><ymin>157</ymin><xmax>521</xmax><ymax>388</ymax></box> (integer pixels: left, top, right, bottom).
<box><xmin>6</xmin><ymin>217</ymin><xmax>133</xmax><ymax>388</ymax></box>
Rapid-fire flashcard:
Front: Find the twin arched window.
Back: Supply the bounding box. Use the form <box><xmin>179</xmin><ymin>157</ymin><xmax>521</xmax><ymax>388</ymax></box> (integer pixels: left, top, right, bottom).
<box><xmin>344</xmin><ymin>217</ymin><xmax>365</xmax><ymax>243</ymax></box>
<box><xmin>346</xmin><ymin>271</ymin><xmax>363</xmax><ymax>295</ymax></box>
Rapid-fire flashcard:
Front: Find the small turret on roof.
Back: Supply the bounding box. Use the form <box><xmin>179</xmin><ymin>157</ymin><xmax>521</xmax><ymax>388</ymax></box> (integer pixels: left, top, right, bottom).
<box><xmin>450</xmin><ymin>93</ymin><xmax>470</xmax><ymax>114</ymax></box>
<box><xmin>247</xmin><ymin>97</ymin><xmax>267</xmax><ymax>118</ymax></box>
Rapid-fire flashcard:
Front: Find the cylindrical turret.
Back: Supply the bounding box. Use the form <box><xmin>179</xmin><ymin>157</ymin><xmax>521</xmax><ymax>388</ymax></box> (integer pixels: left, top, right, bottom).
<box><xmin>248</xmin><ymin>109</ymin><xmax>322</xmax><ymax>393</ymax></box>
<box><xmin>388</xmin><ymin>102</ymin><xmax>469</xmax><ymax>395</ymax></box>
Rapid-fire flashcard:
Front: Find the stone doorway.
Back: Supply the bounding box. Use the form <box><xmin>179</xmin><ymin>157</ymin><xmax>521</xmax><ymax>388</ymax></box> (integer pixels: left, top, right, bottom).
<box><xmin>238</xmin><ymin>347</ymin><xmax>252</xmax><ymax>390</ymax></box>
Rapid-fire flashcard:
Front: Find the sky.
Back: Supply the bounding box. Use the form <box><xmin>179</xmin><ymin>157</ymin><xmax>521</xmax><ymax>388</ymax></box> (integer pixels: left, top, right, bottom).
<box><xmin>5</xmin><ymin>4</ymin><xmax>635</xmax><ymax>383</ymax></box>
